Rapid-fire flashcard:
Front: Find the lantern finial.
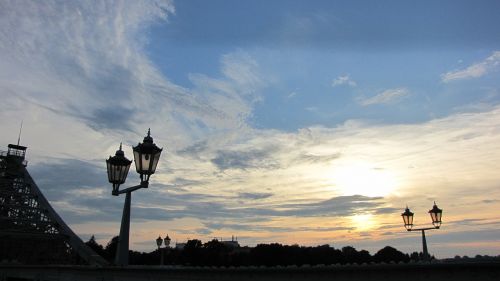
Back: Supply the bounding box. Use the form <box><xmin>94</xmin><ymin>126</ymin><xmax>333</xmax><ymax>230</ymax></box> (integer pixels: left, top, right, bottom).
<box><xmin>143</xmin><ymin>129</ymin><xmax>153</xmax><ymax>144</ymax></box>
<box><xmin>115</xmin><ymin>143</ymin><xmax>125</xmax><ymax>156</ymax></box>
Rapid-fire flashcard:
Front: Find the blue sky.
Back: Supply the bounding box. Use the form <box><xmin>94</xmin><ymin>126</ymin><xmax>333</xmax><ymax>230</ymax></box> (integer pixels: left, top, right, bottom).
<box><xmin>1</xmin><ymin>0</ymin><xmax>500</xmax><ymax>258</ymax></box>
<box><xmin>148</xmin><ymin>0</ymin><xmax>500</xmax><ymax>130</ymax></box>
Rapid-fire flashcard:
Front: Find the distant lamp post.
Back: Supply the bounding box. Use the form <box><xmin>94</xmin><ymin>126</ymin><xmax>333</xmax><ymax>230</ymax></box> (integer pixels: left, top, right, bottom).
<box><xmin>156</xmin><ymin>235</ymin><xmax>163</xmax><ymax>266</ymax></box>
<box><xmin>401</xmin><ymin>202</ymin><xmax>443</xmax><ymax>260</ymax></box>
<box><xmin>155</xmin><ymin>234</ymin><xmax>171</xmax><ymax>265</ymax></box>
<box><xmin>106</xmin><ymin>129</ymin><xmax>162</xmax><ymax>266</ymax></box>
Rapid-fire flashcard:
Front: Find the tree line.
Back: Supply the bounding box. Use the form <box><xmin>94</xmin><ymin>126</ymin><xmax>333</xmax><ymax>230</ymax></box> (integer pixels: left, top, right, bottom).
<box><xmin>85</xmin><ymin>235</ymin><xmax>429</xmax><ymax>266</ymax></box>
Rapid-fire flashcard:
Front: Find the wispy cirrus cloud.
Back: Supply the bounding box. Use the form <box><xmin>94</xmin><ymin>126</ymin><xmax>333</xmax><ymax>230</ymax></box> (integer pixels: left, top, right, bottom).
<box><xmin>0</xmin><ymin>0</ymin><xmax>266</xmax><ymax>160</ymax></box>
<box><xmin>441</xmin><ymin>51</ymin><xmax>500</xmax><ymax>83</ymax></box>
<box><xmin>358</xmin><ymin>88</ymin><xmax>409</xmax><ymax>106</ymax></box>
<box><xmin>332</xmin><ymin>75</ymin><xmax>357</xmax><ymax>87</ymax></box>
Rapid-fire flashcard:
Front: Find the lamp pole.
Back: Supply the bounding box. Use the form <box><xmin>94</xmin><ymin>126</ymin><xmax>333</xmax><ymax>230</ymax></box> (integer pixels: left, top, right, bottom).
<box><xmin>106</xmin><ymin>129</ymin><xmax>163</xmax><ymax>266</ymax></box>
<box><xmin>401</xmin><ymin>202</ymin><xmax>443</xmax><ymax>260</ymax></box>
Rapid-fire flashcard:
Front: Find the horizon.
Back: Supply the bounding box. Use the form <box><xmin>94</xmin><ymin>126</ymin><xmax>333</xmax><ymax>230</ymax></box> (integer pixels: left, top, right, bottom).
<box><xmin>1</xmin><ymin>0</ymin><xmax>500</xmax><ymax>259</ymax></box>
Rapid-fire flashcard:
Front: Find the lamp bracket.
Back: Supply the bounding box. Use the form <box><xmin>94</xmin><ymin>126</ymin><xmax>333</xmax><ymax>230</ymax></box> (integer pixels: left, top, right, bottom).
<box><xmin>115</xmin><ymin>181</ymin><xmax>149</xmax><ymax>195</ymax></box>
<box><xmin>408</xmin><ymin>226</ymin><xmax>438</xmax><ymax>231</ymax></box>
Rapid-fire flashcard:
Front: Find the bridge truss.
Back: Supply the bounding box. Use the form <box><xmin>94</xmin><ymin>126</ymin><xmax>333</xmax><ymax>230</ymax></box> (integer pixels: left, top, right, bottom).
<box><xmin>0</xmin><ymin>144</ymin><xmax>107</xmax><ymax>266</ymax></box>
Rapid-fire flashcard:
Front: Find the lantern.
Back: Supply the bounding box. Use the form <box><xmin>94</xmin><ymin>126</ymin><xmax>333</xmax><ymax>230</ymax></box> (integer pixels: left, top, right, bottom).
<box><xmin>401</xmin><ymin>206</ymin><xmax>414</xmax><ymax>231</ymax></box>
<box><xmin>106</xmin><ymin>143</ymin><xmax>132</xmax><ymax>194</ymax></box>
<box><xmin>164</xmin><ymin>234</ymin><xmax>171</xmax><ymax>247</ymax></box>
<box><xmin>428</xmin><ymin>202</ymin><xmax>443</xmax><ymax>228</ymax></box>
<box><xmin>156</xmin><ymin>235</ymin><xmax>163</xmax><ymax>248</ymax></box>
<box><xmin>133</xmin><ymin>129</ymin><xmax>162</xmax><ymax>183</ymax></box>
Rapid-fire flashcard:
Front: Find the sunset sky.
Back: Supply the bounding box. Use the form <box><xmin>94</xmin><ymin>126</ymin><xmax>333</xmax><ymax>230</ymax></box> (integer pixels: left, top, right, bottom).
<box><xmin>1</xmin><ymin>0</ymin><xmax>500</xmax><ymax>258</ymax></box>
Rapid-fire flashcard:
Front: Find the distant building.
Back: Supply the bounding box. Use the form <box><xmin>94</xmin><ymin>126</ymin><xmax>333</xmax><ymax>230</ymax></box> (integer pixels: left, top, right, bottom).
<box><xmin>175</xmin><ymin>242</ymin><xmax>186</xmax><ymax>249</ymax></box>
<box><xmin>221</xmin><ymin>235</ymin><xmax>240</xmax><ymax>249</ymax></box>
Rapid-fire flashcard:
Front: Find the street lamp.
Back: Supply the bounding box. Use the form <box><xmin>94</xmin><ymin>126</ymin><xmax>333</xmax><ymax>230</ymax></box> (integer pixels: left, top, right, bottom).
<box><xmin>401</xmin><ymin>202</ymin><xmax>443</xmax><ymax>260</ymax></box>
<box><xmin>155</xmin><ymin>234</ymin><xmax>171</xmax><ymax>265</ymax></box>
<box><xmin>106</xmin><ymin>129</ymin><xmax>163</xmax><ymax>266</ymax></box>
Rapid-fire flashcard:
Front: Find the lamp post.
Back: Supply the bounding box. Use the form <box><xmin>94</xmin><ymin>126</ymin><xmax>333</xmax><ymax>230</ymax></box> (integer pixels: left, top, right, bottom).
<box><xmin>106</xmin><ymin>129</ymin><xmax>162</xmax><ymax>266</ymax></box>
<box><xmin>155</xmin><ymin>234</ymin><xmax>171</xmax><ymax>265</ymax></box>
<box><xmin>401</xmin><ymin>202</ymin><xmax>443</xmax><ymax>260</ymax></box>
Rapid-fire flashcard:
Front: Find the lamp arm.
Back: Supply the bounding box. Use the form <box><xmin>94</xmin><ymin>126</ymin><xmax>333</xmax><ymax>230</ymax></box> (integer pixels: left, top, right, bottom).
<box><xmin>407</xmin><ymin>226</ymin><xmax>438</xmax><ymax>231</ymax></box>
<box><xmin>116</xmin><ymin>181</ymin><xmax>149</xmax><ymax>195</ymax></box>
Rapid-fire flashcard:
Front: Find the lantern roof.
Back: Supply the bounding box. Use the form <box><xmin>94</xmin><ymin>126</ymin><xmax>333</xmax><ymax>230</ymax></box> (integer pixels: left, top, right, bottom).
<box><xmin>401</xmin><ymin>206</ymin><xmax>414</xmax><ymax>217</ymax></box>
<box><xmin>428</xmin><ymin>201</ymin><xmax>442</xmax><ymax>214</ymax></box>
<box><xmin>133</xmin><ymin>129</ymin><xmax>162</xmax><ymax>153</ymax></box>
<box><xmin>108</xmin><ymin>143</ymin><xmax>131</xmax><ymax>165</ymax></box>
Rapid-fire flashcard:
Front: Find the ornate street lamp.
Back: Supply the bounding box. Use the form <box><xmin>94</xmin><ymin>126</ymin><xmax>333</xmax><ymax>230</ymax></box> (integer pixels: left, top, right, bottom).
<box><xmin>106</xmin><ymin>129</ymin><xmax>162</xmax><ymax>266</ymax></box>
<box><xmin>401</xmin><ymin>202</ymin><xmax>443</xmax><ymax>260</ymax></box>
<box><xmin>155</xmin><ymin>234</ymin><xmax>171</xmax><ymax>265</ymax></box>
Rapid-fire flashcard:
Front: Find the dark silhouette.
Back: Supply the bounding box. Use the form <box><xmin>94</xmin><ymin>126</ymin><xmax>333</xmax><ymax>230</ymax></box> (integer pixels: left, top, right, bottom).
<box><xmin>85</xmin><ymin>235</ymin><xmax>107</xmax><ymax>260</ymax></box>
<box><xmin>0</xmin><ymin>144</ymin><xmax>107</xmax><ymax>265</ymax></box>
<box><xmin>373</xmin><ymin>246</ymin><xmax>410</xmax><ymax>263</ymax></box>
<box><xmin>86</xmin><ymin>237</ymin><xmax>433</xmax><ymax>266</ymax></box>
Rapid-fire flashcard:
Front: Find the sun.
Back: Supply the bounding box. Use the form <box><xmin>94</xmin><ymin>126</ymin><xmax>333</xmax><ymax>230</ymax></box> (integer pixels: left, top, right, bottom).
<box><xmin>331</xmin><ymin>162</ymin><xmax>397</xmax><ymax>197</ymax></box>
<box><xmin>350</xmin><ymin>213</ymin><xmax>376</xmax><ymax>231</ymax></box>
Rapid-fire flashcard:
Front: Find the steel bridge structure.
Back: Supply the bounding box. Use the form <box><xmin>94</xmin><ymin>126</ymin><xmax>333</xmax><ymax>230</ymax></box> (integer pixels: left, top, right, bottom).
<box><xmin>0</xmin><ymin>144</ymin><xmax>107</xmax><ymax>266</ymax></box>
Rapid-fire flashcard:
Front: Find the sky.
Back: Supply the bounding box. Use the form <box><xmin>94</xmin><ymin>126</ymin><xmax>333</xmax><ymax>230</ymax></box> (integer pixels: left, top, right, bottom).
<box><xmin>1</xmin><ymin>0</ymin><xmax>500</xmax><ymax>258</ymax></box>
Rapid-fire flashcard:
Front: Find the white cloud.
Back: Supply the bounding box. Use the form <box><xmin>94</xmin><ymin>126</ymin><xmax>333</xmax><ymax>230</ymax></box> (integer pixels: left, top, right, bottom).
<box><xmin>0</xmin><ymin>0</ymin><xmax>266</xmax><ymax>157</ymax></box>
<box><xmin>331</xmin><ymin>75</ymin><xmax>357</xmax><ymax>87</ymax></box>
<box><xmin>441</xmin><ymin>51</ymin><xmax>500</xmax><ymax>83</ymax></box>
<box><xmin>358</xmin><ymin>88</ymin><xmax>409</xmax><ymax>106</ymax></box>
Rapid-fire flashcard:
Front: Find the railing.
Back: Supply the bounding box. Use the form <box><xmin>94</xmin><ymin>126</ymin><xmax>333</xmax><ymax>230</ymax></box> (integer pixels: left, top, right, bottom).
<box><xmin>0</xmin><ymin>150</ymin><xmax>28</xmax><ymax>166</ymax></box>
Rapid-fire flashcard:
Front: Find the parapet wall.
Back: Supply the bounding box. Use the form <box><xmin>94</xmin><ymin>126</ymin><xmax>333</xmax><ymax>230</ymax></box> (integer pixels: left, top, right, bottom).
<box><xmin>1</xmin><ymin>262</ymin><xmax>499</xmax><ymax>281</ymax></box>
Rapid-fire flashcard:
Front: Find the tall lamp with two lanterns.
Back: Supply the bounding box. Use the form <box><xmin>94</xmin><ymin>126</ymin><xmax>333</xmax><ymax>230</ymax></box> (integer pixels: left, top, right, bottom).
<box><xmin>156</xmin><ymin>234</ymin><xmax>171</xmax><ymax>265</ymax></box>
<box><xmin>106</xmin><ymin>129</ymin><xmax>162</xmax><ymax>266</ymax></box>
<box><xmin>401</xmin><ymin>202</ymin><xmax>443</xmax><ymax>260</ymax></box>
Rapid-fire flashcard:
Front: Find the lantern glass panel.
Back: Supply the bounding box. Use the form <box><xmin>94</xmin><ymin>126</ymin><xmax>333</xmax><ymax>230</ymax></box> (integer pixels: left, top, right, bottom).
<box><xmin>151</xmin><ymin>151</ymin><xmax>161</xmax><ymax>173</ymax></box>
<box><xmin>134</xmin><ymin>149</ymin><xmax>154</xmax><ymax>175</ymax></box>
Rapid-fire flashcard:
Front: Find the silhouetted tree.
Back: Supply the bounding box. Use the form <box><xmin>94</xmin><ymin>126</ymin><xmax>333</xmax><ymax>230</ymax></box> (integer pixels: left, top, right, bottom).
<box><xmin>85</xmin><ymin>235</ymin><xmax>106</xmax><ymax>259</ymax></box>
<box><xmin>358</xmin><ymin>250</ymin><xmax>372</xmax><ymax>264</ymax></box>
<box><xmin>202</xmin><ymin>239</ymin><xmax>230</xmax><ymax>266</ymax></box>
<box><xmin>373</xmin><ymin>246</ymin><xmax>409</xmax><ymax>263</ymax></box>
<box><xmin>104</xmin><ymin>236</ymin><xmax>119</xmax><ymax>262</ymax></box>
<box><xmin>181</xmin><ymin>239</ymin><xmax>203</xmax><ymax>265</ymax></box>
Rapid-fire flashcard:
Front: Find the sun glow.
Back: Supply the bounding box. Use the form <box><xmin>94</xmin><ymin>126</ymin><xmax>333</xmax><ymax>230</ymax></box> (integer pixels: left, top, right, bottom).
<box><xmin>332</xmin><ymin>162</ymin><xmax>398</xmax><ymax>197</ymax></box>
<box><xmin>350</xmin><ymin>213</ymin><xmax>376</xmax><ymax>231</ymax></box>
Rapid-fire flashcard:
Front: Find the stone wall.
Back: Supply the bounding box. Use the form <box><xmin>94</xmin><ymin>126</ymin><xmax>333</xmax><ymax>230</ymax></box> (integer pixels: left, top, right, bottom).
<box><xmin>1</xmin><ymin>262</ymin><xmax>499</xmax><ymax>281</ymax></box>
